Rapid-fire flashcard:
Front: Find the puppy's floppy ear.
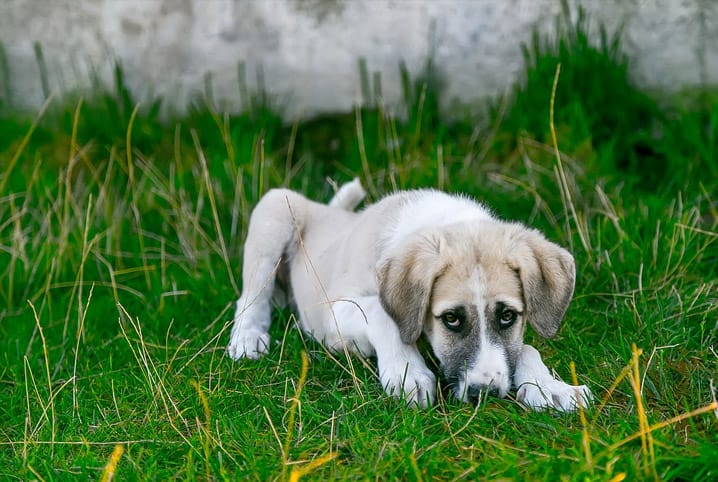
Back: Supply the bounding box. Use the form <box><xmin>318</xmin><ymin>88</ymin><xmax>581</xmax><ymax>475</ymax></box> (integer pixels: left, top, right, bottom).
<box><xmin>512</xmin><ymin>229</ymin><xmax>576</xmax><ymax>338</ymax></box>
<box><xmin>378</xmin><ymin>231</ymin><xmax>445</xmax><ymax>344</ymax></box>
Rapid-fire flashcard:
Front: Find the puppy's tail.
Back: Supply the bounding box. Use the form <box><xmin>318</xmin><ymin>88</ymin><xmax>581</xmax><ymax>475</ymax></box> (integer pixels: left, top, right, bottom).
<box><xmin>329</xmin><ymin>178</ymin><xmax>366</xmax><ymax>211</ymax></box>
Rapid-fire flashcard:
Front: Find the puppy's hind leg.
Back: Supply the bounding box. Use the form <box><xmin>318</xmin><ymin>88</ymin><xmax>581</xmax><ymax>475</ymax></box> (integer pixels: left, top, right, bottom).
<box><xmin>228</xmin><ymin>189</ymin><xmax>309</xmax><ymax>360</ymax></box>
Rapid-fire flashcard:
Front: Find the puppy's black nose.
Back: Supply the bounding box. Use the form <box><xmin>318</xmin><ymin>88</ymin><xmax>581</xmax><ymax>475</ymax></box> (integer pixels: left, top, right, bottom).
<box><xmin>467</xmin><ymin>384</ymin><xmax>499</xmax><ymax>402</ymax></box>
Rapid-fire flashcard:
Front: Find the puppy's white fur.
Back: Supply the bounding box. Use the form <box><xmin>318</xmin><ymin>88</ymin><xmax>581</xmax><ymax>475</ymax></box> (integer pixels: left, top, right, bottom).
<box><xmin>228</xmin><ymin>180</ymin><xmax>591</xmax><ymax>410</ymax></box>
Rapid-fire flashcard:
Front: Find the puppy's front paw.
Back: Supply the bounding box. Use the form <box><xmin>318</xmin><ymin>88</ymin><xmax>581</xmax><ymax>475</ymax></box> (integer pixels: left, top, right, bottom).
<box><xmin>380</xmin><ymin>363</ymin><xmax>436</xmax><ymax>408</ymax></box>
<box><xmin>517</xmin><ymin>379</ymin><xmax>593</xmax><ymax>412</ymax></box>
<box><xmin>227</xmin><ymin>327</ymin><xmax>270</xmax><ymax>360</ymax></box>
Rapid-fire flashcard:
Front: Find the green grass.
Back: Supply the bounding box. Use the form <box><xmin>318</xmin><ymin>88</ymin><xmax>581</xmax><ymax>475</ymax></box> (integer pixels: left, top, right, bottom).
<box><xmin>1</xmin><ymin>12</ymin><xmax>718</xmax><ymax>480</ymax></box>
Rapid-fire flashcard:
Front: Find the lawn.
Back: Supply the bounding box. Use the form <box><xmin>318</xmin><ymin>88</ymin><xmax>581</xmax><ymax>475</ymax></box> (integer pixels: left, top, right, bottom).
<box><xmin>1</xmin><ymin>13</ymin><xmax>717</xmax><ymax>481</ymax></box>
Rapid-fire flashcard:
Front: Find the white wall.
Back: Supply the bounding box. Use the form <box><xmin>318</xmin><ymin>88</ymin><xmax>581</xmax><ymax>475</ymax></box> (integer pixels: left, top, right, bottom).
<box><xmin>0</xmin><ymin>0</ymin><xmax>715</xmax><ymax>118</ymax></box>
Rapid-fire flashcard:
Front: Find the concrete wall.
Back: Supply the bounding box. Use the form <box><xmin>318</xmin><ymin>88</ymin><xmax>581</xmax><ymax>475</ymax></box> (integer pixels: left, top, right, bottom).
<box><xmin>0</xmin><ymin>0</ymin><xmax>715</xmax><ymax>119</ymax></box>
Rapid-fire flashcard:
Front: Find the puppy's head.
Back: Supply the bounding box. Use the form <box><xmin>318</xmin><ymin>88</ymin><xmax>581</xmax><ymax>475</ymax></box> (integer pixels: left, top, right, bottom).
<box><xmin>378</xmin><ymin>221</ymin><xmax>575</xmax><ymax>403</ymax></box>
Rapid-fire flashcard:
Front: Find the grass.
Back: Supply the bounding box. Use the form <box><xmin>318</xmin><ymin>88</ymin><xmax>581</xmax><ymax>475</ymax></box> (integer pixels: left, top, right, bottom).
<box><xmin>1</xmin><ymin>11</ymin><xmax>718</xmax><ymax>480</ymax></box>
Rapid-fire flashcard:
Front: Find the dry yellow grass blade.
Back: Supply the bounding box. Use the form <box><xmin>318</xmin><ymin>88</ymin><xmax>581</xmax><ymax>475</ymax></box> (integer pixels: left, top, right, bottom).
<box><xmin>607</xmin><ymin>401</ymin><xmax>718</xmax><ymax>452</ymax></box>
<box><xmin>283</xmin><ymin>351</ymin><xmax>310</xmax><ymax>477</ymax></box>
<box><xmin>279</xmin><ymin>351</ymin><xmax>340</xmax><ymax>481</ymax></box>
<box><xmin>627</xmin><ymin>343</ymin><xmax>657</xmax><ymax>479</ymax></box>
<box><xmin>99</xmin><ymin>444</ymin><xmax>125</xmax><ymax>482</ymax></box>
<box><xmin>570</xmin><ymin>361</ymin><xmax>592</xmax><ymax>470</ymax></box>
<box><xmin>606</xmin><ymin>473</ymin><xmax>627</xmax><ymax>482</ymax></box>
<box><xmin>549</xmin><ymin>62</ymin><xmax>592</xmax><ymax>258</ymax></box>
<box><xmin>288</xmin><ymin>452</ymin><xmax>339</xmax><ymax>482</ymax></box>
<box><xmin>591</xmin><ymin>344</ymin><xmax>717</xmax><ymax>477</ymax></box>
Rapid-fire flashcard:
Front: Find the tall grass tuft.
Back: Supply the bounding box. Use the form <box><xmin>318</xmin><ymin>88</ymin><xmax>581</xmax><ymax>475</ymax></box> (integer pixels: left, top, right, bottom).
<box><xmin>491</xmin><ymin>2</ymin><xmax>663</xmax><ymax>186</ymax></box>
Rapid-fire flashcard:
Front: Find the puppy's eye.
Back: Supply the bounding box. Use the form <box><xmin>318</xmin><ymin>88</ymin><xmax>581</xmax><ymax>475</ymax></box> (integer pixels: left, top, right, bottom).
<box><xmin>440</xmin><ymin>311</ymin><xmax>463</xmax><ymax>332</ymax></box>
<box><xmin>499</xmin><ymin>309</ymin><xmax>518</xmax><ymax>329</ymax></box>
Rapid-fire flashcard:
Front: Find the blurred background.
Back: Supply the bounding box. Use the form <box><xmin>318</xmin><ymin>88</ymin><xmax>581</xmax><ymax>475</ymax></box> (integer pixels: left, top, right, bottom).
<box><xmin>0</xmin><ymin>0</ymin><xmax>715</xmax><ymax>118</ymax></box>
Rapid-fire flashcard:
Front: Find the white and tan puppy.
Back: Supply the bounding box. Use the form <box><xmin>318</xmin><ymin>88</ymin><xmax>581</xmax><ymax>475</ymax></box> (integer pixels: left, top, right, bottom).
<box><xmin>228</xmin><ymin>180</ymin><xmax>591</xmax><ymax>410</ymax></box>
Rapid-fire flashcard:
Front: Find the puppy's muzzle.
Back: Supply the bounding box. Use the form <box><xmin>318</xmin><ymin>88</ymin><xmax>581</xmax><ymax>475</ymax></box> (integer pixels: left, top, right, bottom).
<box><xmin>466</xmin><ymin>382</ymin><xmax>501</xmax><ymax>403</ymax></box>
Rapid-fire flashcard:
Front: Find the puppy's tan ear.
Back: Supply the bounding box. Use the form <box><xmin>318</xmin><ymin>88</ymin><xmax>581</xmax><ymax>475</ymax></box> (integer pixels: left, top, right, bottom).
<box><xmin>512</xmin><ymin>230</ymin><xmax>576</xmax><ymax>338</ymax></box>
<box><xmin>378</xmin><ymin>232</ymin><xmax>445</xmax><ymax>344</ymax></box>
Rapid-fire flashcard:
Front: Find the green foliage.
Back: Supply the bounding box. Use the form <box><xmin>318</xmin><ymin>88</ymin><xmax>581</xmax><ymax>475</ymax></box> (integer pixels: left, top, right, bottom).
<box><xmin>493</xmin><ymin>3</ymin><xmax>663</xmax><ymax>186</ymax></box>
<box><xmin>1</xmin><ymin>12</ymin><xmax>717</xmax><ymax>480</ymax></box>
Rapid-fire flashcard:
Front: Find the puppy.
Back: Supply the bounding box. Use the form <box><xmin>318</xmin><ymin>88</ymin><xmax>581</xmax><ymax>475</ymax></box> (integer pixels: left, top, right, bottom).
<box><xmin>227</xmin><ymin>180</ymin><xmax>591</xmax><ymax>410</ymax></box>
